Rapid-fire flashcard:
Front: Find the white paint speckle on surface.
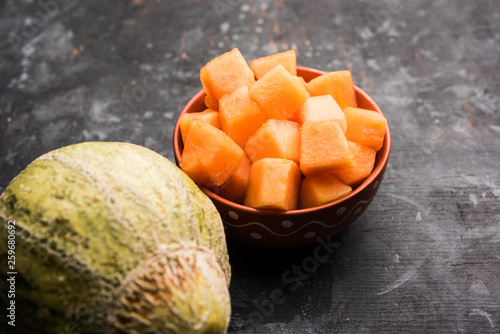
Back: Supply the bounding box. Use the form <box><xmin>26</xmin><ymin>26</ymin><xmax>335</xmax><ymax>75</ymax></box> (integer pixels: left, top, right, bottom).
<box><xmin>469</xmin><ymin>309</ymin><xmax>496</xmax><ymax>328</ymax></box>
<box><xmin>387</xmin><ymin>193</ymin><xmax>424</xmax><ymax>211</ymax></box>
<box><xmin>367</xmin><ymin>58</ymin><xmax>382</xmax><ymax>71</ymax></box>
<box><xmin>142</xmin><ymin>137</ymin><xmax>156</xmax><ymax>149</ymax></box>
<box><xmin>163</xmin><ymin>111</ymin><xmax>174</xmax><ymax>119</ymax></box>
<box><xmin>240</xmin><ymin>3</ymin><xmax>251</xmax><ymax>12</ymax></box>
<box><xmin>489</xmin><ymin>125</ymin><xmax>500</xmax><ymax>133</ymax></box>
<box><xmin>377</xmin><ymin>258</ymin><xmax>426</xmax><ymax>296</ymax></box>
<box><xmin>143</xmin><ymin>111</ymin><xmax>154</xmax><ymax>119</ymax></box>
<box><xmin>90</xmin><ymin>100</ymin><xmax>111</xmax><ymax>123</ymax></box>
<box><xmin>416</xmin><ymin>211</ymin><xmax>422</xmax><ymax>222</ymax></box>
<box><xmin>469</xmin><ymin>281</ymin><xmax>491</xmax><ymax>296</ymax></box>
<box><xmin>263</xmin><ymin>315</ymin><xmax>315</xmax><ymax>333</ymax></box>
<box><xmin>8</xmin><ymin>23</ymin><xmax>76</xmax><ymax>92</ymax></box>
<box><xmin>411</xmin><ymin>28</ymin><xmax>431</xmax><ymax>45</ymax></box>
<box><xmin>451</xmin><ymin>119</ymin><xmax>474</xmax><ymax>138</ymax></box>
<box><xmin>469</xmin><ymin>193</ymin><xmax>478</xmax><ymax>207</ymax></box>
<box><xmin>139</xmin><ymin>63</ymin><xmax>153</xmax><ymax>72</ymax></box>
<box><xmin>220</xmin><ymin>22</ymin><xmax>230</xmax><ymax>34</ymax></box>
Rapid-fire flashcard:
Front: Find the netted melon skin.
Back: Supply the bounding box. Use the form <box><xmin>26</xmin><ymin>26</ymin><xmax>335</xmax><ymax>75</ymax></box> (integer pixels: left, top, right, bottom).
<box><xmin>0</xmin><ymin>142</ymin><xmax>231</xmax><ymax>334</ymax></box>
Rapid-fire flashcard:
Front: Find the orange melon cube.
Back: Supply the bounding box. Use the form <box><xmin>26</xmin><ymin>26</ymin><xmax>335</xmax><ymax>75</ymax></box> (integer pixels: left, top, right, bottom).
<box><xmin>298</xmin><ymin>173</ymin><xmax>352</xmax><ymax>209</ymax></box>
<box><xmin>179</xmin><ymin>141</ymin><xmax>212</xmax><ymax>185</ymax></box>
<box><xmin>288</xmin><ymin>112</ymin><xmax>300</xmax><ymax>124</ymax></box>
<box><xmin>183</xmin><ymin>120</ymin><xmax>244</xmax><ymax>186</ymax></box>
<box><xmin>219</xmin><ymin>86</ymin><xmax>268</xmax><ymax>147</ymax></box>
<box><xmin>250</xmin><ymin>49</ymin><xmax>297</xmax><ymax>79</ymax></box>
<box><xmin>300</xmin><ymin>120</ymin><xmax>356</xmax><ymax>175</ymax></box>
<box><xmin>248</xmin><ymin>64</ymin><xmax>309</xmax><ymax>120</ymax></box>
<box><xmin>216</xmin><ymin>154</ymin><xmax>251</xmax><ymax>203</ymax></box>
<box><xmin>295</xmin><ymin>75</ymin><xmax>308</xmax><ymax>90</ymax></box>
<box><xmin>306</xmin><ymin>70</ymin><xmax>358</xmax><ymax>110</ymax></box>
<box><xmin>179</xmin><ymin>109</ymin><xmax>220</xmax><ymax>143</ymax></box>
<box><xmin>333</xmin><ymin>141</ymin><xmax>376</xmax><ymax>187</ymax></box>
<box><xmin>294</xmin><ymin>95</ymin><xmax>347</xmax><ymax>132</ymax></box>
<box><xmin>244</xmin><ymin>158</ymin><xmax>301</xmax><ymax>211</ymax></box>
<box><xmin>200</xmin><ymin>48</ymin><xmax>255</xmax><ymax>109</ymax></box>
<box><xmin>204</xmin><ymin>95</ymin><xmax>219</xmax><ymax>111</ymax></box>
<box><xmin>244</xmin><ymin>119</ymin><xmax>301</xmax><ymax>164</ymax></box>
<box><xmin>343</xmin><ymin>106</ymin><xmax>387</xmax><ymax>151</ymax></box>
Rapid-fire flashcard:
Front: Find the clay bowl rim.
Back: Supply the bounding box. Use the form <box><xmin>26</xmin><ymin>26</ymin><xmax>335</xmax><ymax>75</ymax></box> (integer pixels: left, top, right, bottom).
<box><xmin>173</xmin><ymin>65</ymin><xmax>391</xmax><ymax>217</ymax></box>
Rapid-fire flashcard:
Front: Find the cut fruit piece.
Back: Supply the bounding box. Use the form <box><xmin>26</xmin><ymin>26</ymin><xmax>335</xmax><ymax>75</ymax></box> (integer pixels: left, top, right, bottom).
<box><xmin>200</xmin><ymin>48</ymin><xmax>255</xmax><ymax>110</ymax></box>
<box><xmin>182</xmin><ymin>120</ymin><xmax>244</xmax><ymax>186</ymax></box>
<box><xmin>300</xmin><ymin>120</ymin><xmax>356</xmax><ymax>175</ymax></box>
<box><xmin>306</xmin><ymin>70</ymin><xmax>358</xmax><ymax>110</ymax></box>
<box><xmin>250</xmin><ymin>50</ymin><xmax>297</xmax><ymax>79</ymax></box>
<box><xmin>216</xmin><ymin>154</ymin><xmax>251</xmax><ymax>203</ymax></box>
<box><xmin>293</xmin><ymin>95</ymin><xmax>347</xmax><ymax>132</ymax></box>
<box><xmin>179</xmin><ymin>109</ymin><xmax>220</xmax><ymax>143</ymax></box>
<box><xmin>244</xmin><ymin>158</ymin><xmax>301</xmax><ymax>211</ymax></box>
<box><xmin>204</xmin><ymin>95</ymin><xmax>219</xmax><ymax>111</ymax></box>
<box><xmin>248</xmin><ymin>64</ymin><xmax>309</xmax><ymax>120</ymax></box>
<box><xmin>333</xmin><ymin>141</ymin><xmax>376</xmax><ymax>187</ymax></box>
<box><xmin>219</xmin><ymin>86</ymin><xmax>268</xmax><ymax>147</ymax></box>
<box><xmin>295</xmin><ymin>76</ymin><xmax>308</xmax><ymax>90</ymax></box>
<box><xmin>343</xmin><ymin>106</ymin><xmax>387</xmax><ymax>151</ymax></box>
<box><xmin>288</xmin><ymin>112</ymin><xmax>300</xmax><ymax>123</ymax></box>
<box><xmin>298</xmin><ymin>173</ymin><xmax>352</xmax><ymax>209</ymax></box>
<box><xmin>179</xmin><ymin>141</ymin><xmax>212</xmax><ymax>185</ymax></box>
<box><xmin>244</xmin><ymin>119</ymin><xmax>301</xmax><ymax>164</ymax></box>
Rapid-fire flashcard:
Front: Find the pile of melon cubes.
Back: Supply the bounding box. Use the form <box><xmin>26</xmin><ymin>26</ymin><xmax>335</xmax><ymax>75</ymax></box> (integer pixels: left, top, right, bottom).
<box><xmin>179</xmin><ymin>48</ymin><xmax>387</xmax><ymax>211</ymax></box>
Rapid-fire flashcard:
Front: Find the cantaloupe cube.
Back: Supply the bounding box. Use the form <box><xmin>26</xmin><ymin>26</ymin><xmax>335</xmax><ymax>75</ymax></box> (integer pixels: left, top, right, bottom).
<box><xmin>244</xmin><ymin>158</ymin><xmax>301</xmax><ymax>211</ymax></box>
<box><xmin>179</xmin><ymin>141</ymin><xmax>211</xmax><ymax>185</ymax></box>
<box><xmin>200</xmin><ymin>48</ymin><xmax>255</xmax><ymax>110</ymax></box>
<box><xmin>295</xmin><ymin>75</ymin><xmax>308</xmax><ymax>90</ymax></box>
<box><xmin>250</xmin><ymin>50</ymin><xmax>297</xmax><ymax>79</ymax></box>
<box><xmin>288</xmin><ymin>112</ymin><xmax>300</xmax><ymax>124</ymax></box>
<box><xmin>298</xmin><ymin>173</ymin><xmax>352</xmax><ymax>209</ymax></box>
<box><xmin>179</xmin><ymin>109</ymin><xmax>220</xmax><ymax>143</ymax></box>
<box><xmin>306</xmin><ymin>70</ymin><xmax>358</xmax><ymax>110</ymax></box>
<box><xmin>300</xmin><ymin>120</ymin><xmax>356</xmax><ymax>175</ymax></box>
<box><xmin>183</xmin><ymin>120</ymin><xmax>244</xmax><ymax>186</ymax></box>
<box><xmin>204</xmin><ymin>95</ymin><xmax>219</xmax><ymax>111</ymax></box>
<box><xmin>248</xmin><ymin>64</ymin><xmax>309</xmax><ymax>120</ymax></box>
<box><xmin>219</xmin><ymin>86</ymin><xmax>268</xmax><ymax>147</ymax></box>
<box><xmin>343</xmin><ymin>106</ymin><xmax>387</xmax><ymax>151</ymax></box>
<box><xmin>217</xmin><ymin>154</ymin><xmax>251</xmax><ymax>203</ymax></box>
<box><xmin>244</xmin><ymin>119</ymin><xmax>301</xmax><ymax>164</ymax></box>
<box><xmin>333</xmin><ymin>141</ymin><xmax>376</xmax><ymax>187</ymax></box>
<box><xmin>294</xmin><ymin>95</ymin><xmax>347</xmax><ymax>132</ymax></box>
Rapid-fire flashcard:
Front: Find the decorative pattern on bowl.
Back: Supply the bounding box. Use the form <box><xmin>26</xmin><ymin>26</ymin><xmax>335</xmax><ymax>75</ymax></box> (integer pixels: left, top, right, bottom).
<box><xmin>173</xmin><ymin>66</ymin><xmax>391</xmax><ymax>249</ymax></box>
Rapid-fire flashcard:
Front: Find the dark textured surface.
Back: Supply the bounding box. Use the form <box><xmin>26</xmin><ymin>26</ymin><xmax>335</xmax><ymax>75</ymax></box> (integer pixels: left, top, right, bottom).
<box><xmin>1</xmin><ymin>0</ymin><xmax>499</xmax><ymax>333</ymax></box>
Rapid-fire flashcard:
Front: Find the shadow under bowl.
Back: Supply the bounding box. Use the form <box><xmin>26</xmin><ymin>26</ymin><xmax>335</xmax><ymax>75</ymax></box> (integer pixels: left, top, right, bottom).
<box><xmin>173</xmin><ymin>66</ymin><xmax>391</xmax><ymax>249</ymax></box>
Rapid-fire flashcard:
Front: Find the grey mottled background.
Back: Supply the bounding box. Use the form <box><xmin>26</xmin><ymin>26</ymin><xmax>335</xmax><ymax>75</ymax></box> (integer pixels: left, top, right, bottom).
<box><xmin>1</xmin><ymin>0</ymin><xmax>499</xmax><ymax>333</ymax></box>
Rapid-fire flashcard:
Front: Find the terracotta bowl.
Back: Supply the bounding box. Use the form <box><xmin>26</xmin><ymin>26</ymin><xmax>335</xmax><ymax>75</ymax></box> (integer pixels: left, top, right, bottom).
<box><xmin>173</xmin><ymin>66</ymin><xmax>391</xmax><ymax>249</ymax></box>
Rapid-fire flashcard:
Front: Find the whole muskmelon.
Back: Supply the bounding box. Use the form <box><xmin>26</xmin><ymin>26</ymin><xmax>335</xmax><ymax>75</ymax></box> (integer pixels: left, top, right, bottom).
<box><xmin>0</xmin><ymin>142</ymin><xmax>231</xmax><ymax>334</ymax></box>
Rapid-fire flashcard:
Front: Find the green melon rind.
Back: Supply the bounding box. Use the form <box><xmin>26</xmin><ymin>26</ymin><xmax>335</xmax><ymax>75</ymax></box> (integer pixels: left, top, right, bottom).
<box><xmin>109</xmin><ymin>243</ymin><xmax>231</xmax><ymax>334</ymax></box>
<box><xmin>0</xmin><ymin>141</ymin><xmax>231</xmax><ymax>333</ymax></box>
